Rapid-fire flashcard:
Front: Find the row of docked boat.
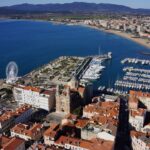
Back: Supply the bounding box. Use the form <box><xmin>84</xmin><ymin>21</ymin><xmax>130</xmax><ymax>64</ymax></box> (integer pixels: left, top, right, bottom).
<box><xmin>125</xmin><ymin>72</ymin><xmax>150</xmax><ymax>79</ymax></box>
<box><xmin>123</xmin><ymin>76</ymin><xmax>150</xmax><ymax>83</ymax></box>
<box><xmin>98</xmin><ymin>86</ymin><xmax>128</xmax><ymax>95</ymax></box>
<box><xmin>115</xmin><ymin>80</ymin><xmax>150</xmax><ymax>90</ymax></box>
<box><xmin>81</xmin><ymin>57</ymin><xmax>105</xmax><ymax>81</ymax></box>
<box><xmin>107</xmin><ymin>88</ymin><xmax>128</xmax><ymax>95</ymax></box>
<box><xmin>123</xmin><ymin>67</ymin><xmax>150</xmax><ymax>74</ymax></box>
<box><xmin>121</xmin><ymin>58</ymin><xmax>150</xmax><ymax>65</ymax></box>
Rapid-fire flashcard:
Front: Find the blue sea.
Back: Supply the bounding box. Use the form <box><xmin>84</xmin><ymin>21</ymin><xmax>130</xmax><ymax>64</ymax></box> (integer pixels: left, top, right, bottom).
<box><xmin>0</xmin><ymin>19</ymin><xmax>150</xmax><ymax>88</ymax></box>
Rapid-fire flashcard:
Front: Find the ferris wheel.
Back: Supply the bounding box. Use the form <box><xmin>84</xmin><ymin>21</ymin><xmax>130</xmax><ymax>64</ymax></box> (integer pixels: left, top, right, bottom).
<box><xmin>6</xmin><ymin>61</ymin><xmax>18</xmax><ymax>84</ymax></box>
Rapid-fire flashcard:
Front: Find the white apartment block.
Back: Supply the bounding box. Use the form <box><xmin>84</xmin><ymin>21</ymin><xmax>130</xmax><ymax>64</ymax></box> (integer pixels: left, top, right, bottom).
<box><xmin>129</xmin><ymin>109</ymin><xmax>146</xmax><ymax>131</ymax></box>
<box><xmin>131</xmin><ymin>131</ymin><xmax>150</xmax><ymax>150</ymax></box>
<box><xmin>13</xmin><ymin>85</ymin><xmax>56</xmax><ymax>111</ymax></box>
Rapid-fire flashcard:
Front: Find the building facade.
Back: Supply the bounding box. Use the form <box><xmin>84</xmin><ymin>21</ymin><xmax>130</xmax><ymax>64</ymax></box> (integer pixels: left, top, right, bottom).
<box><xmin>0</xmin><ymin>104</ymin><xmax>32</xmax><ymax>133</ymax></box>
<box><xmin>11</xmin><ymin>123</ymin><xmax>44</xmax><ymax>141</ymax></box>
<box><xmin>13</xmin><ymin>85</ymin><xmax>55</xmax><ymax>111</ymax></box>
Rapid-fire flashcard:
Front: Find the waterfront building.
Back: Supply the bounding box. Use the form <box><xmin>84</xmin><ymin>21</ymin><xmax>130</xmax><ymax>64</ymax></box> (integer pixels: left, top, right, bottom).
<box><xmin>129</xmin><ymin>108</ymin><xmax>146</xmax><ymax>131</ymax></box>
<box><xmin>11</xmin><ymin>123</ymin><xmax>44</xmax><ymax>141</ymax></box>
<box><xmin>131</xmin><ymin>130</ymin><xmax>150</xmax><ymax>150</ymax></box>
<box><xmin>0</xmin><ymin>135</ymin><xmax>25</xmax><ymax>150</ymax></box>
<box><xmin>0</xmin><ymin>104</ymin><xmax>32</xmax><ymax>133</ymax></box>
<box><xmin>13</xmin><ymin>85</ymin><xmax>56</xmax><ymax>111</ymax></box>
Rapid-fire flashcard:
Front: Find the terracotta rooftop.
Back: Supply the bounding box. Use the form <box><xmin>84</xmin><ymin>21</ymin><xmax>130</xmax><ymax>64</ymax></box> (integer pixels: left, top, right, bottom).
<box><xmin>44</xmin><ymin>123</ymin><xmax>60</xmax><ymax>138</ymax></box>
<box><xmin>130</xmin><ymin>108</ymin><xmax>146</xmax><ymax>117</ymax></box>
<box><xmin>0</xmin><ymin>136</ymin><xmax>25</xmax><ymax>150</ymax></box>
<box><xmin>15</xmin><ymin>85</ymin><xmax>54</xmax><ymax>95</ymax></box>
<box><xmin>0</xmin><ymin>104</ymin><xmax>32</xmax><ymax>123</ymax></box>
<box><xmin>75</xmin><ymin>119</ymin><xmax>89</xmax><ymax>128</ymax></box>
<box><xmin>130</xmin><ymin>90</ymin><xmax>150</xmax><ymax>98</ymax></box>
<box><xmin>83</xmin><ymin>101</ymin><xmax>119</xmax><ymax>126</ymax></box>
<box><xmin>11</xmin><ymin>123</ymin><xmax>43</xmax><ymax>138</ymax></box>
<box><xmin>55</xmin><ymin>136</ymin><xmax>113</xmax><ymax>150</ymax></box>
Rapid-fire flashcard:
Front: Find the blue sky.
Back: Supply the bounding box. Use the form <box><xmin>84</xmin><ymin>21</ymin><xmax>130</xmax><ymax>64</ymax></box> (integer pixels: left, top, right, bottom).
<box><xmin>0</xmin><ymin>0</ymin><xmax>150</xmax><ymax>8</ymax></box>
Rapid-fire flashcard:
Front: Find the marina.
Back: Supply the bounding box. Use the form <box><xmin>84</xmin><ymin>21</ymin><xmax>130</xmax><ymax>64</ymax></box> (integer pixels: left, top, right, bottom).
<box><xmin>0</xmin><ymin>20</ymin><xmax>150</xmax><ymax>90</ymax></box>
<box><xmin>115</xmin><ymin>80</ymin><xmax>150</xmax><ymax>90</ymax></box>
<box><xmin>121</xmin><ymin>58</ymin><xmax>150</xmax><ymax>65</ymax></box>
<box><xmin>80</xmin><ymin>52</ymin><xmax>112</xmax><ymax>82</ymax></box>
<box><xmin>114</xmin><ymin>61</ymin><xmax>150</xmax><ymax>93</ymax></box>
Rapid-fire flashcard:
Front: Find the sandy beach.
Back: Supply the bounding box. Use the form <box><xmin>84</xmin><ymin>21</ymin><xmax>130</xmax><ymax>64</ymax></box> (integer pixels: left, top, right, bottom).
<box><xmin>82</xmin><ymin>24</ymin><xmax>150</xmax><ymax>49</ymax></box>
<box><xmin>105</xmin><ymin>29</ymin><xmax>150</xmax><ymax>49</ymax></box>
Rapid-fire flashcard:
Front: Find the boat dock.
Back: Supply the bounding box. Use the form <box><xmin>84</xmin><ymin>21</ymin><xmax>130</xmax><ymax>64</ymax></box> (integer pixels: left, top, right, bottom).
<box><xmin>80</xmin><ymin>52</ymin><xmax>112</xmax><ymax>84</ymax></box>
<box><xmin>115</xmin><ymin>80</ymin><xmax>150</xmax><ymax>91</ymax></box>
<box><xmin>114</xmin><ymin>62</ymin><xmax>150</xmax><ymax>92</ymax></box>
<box><xmin>121</xmin><ymin>58</ymin><xmax>150</xmax><ymax>65</ymax></box>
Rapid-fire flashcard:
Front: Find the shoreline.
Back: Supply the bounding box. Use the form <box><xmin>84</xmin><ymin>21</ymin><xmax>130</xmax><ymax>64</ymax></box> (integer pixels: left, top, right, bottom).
<box><xmin>1</xmin><ymin>18</ymin><xmax>150</xmax><ymax>49</ymax></box>
<box><xmin>79</xmin><ymin>24</ymin><xmax>150</xmax><ymax>50</ymax></box>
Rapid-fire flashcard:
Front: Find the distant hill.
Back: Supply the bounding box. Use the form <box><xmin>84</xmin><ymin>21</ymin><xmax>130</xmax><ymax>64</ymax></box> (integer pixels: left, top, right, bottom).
<box><xmin>0</xmin><ymin>2</ymin><xmax>150</xmax><ymax>14</ymax></box>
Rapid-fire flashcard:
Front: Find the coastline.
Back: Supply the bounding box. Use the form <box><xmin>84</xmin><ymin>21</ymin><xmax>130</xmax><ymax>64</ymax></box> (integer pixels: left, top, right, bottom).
<box><xmin>1</xmin><ymin>18</ymin><xmax>150</xmax><ymax>49</ymax></box>
<box><xmin>105</xmin><ymin>30</ymin><xmax>150</xmax><ymax>50</ymax></box>
<box><xmin>79</xmin><ymin>24</ymin><xmax>150</xmax><ymax>50</ymax></box>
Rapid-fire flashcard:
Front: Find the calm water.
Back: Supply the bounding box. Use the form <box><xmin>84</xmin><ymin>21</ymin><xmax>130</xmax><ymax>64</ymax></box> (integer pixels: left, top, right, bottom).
<box><xmin>0</xmin><ymin>20</ymin><xmax>150</xmax><ymax>88</ymax></box>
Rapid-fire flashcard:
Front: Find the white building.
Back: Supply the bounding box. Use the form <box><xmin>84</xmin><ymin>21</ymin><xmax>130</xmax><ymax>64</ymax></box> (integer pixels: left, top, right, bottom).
<box><xmin>131</xmin><ymin>130</ymin><xmax>150</xmax><ymax>150</ymax></box>
<box><xmin>129</xmin><ymin>109</ymin><xmax>146</xmax><ymax>131</ymax></box>
<box><xmin>97</xmin><ymin>132</ymin><xmax>115</xmax><ymax>142</ymax></box>
<box><xmin>13</xmin><ymin>85</ymin><xmax>56</xmax><ymax>111</ymax></box>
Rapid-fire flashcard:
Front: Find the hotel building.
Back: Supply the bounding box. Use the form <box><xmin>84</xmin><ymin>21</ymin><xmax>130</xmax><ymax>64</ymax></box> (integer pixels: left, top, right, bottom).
<box><xmin>13</xmin><ymin>85</ymin><xmax>56</xmax><ymax>111</ymax></box>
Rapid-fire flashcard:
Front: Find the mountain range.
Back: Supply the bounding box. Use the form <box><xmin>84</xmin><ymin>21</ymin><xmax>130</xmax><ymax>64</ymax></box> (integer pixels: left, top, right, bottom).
<box><xmin>0</xmin><ymin>2</ymin><xmax>150</xmax><ymax>14</ymax></box>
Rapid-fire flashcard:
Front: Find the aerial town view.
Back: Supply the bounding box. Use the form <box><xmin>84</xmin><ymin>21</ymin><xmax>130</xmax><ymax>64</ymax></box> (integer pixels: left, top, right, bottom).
<box><xmin>0</xmin><ymin>0</ymin><xmax>150</xmax><ymax>150</ymax></box>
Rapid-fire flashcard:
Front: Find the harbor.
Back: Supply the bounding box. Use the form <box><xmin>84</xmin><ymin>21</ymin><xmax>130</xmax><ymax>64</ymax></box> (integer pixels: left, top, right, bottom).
<box><xmin>114</xmin><ymin>59</ymin><xmax>150</xmax><ymax>93</ymax></box>
<box><xmin>80</xmin><ymin>52</ymin><xmax>112</xmax><ymax>84</ymax></box>
<box><xmin>121</xmin><ymin>58</ymin><xmax>150</xmax><ymax>65</ymax></box>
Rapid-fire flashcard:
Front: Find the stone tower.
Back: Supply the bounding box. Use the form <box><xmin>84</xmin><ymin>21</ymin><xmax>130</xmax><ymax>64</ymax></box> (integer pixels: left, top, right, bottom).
<box><xmin>69</xmin><ymin>76</ymin><xmax>79</xmax><ymax>89</ymax></box>
<box><xmin>56</xmin><ymin>85</ymin><xmax>71</xmax><ymax>114</ymax></box>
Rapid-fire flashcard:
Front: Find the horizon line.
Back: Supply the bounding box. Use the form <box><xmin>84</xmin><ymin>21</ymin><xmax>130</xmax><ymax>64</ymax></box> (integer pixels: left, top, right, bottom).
<box><xmin>1</xmin><ymin>2</ymin><xmax>150</xmax><ymax>10</ymax></box>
